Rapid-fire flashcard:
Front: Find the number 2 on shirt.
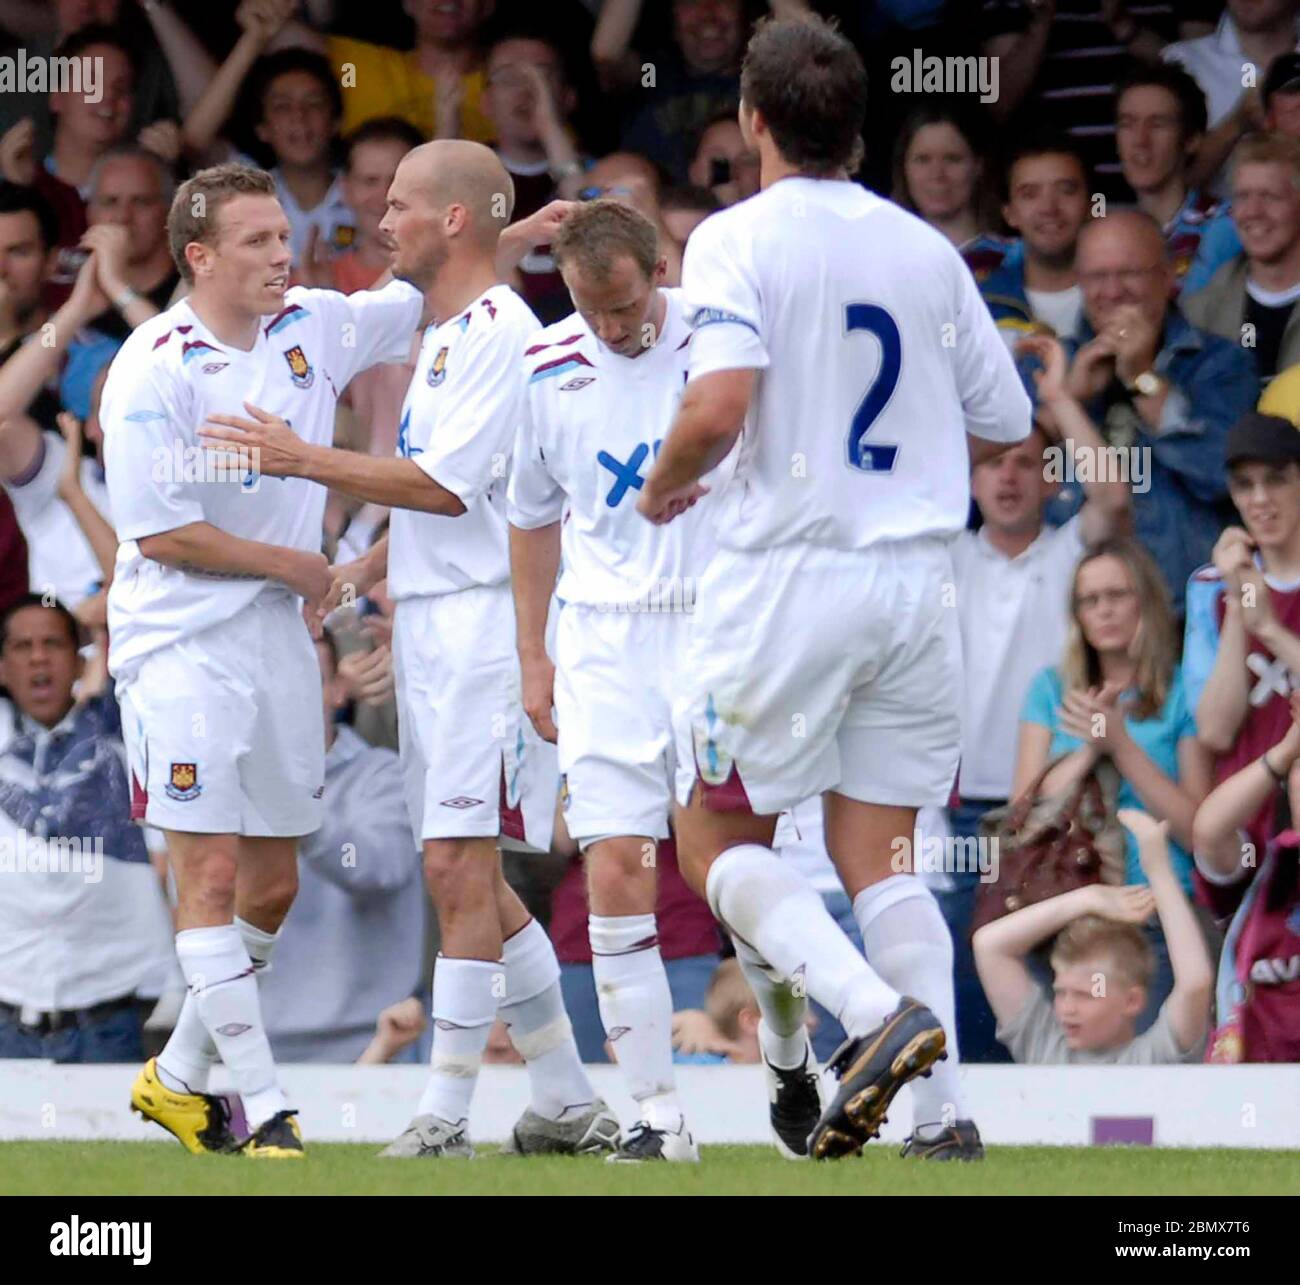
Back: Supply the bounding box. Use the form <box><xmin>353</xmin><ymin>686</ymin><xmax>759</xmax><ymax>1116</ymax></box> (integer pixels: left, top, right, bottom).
<box><xmin>844</xmin><ymin>303</ymin><xmax>901</xmax><ymax>473</ymax></box>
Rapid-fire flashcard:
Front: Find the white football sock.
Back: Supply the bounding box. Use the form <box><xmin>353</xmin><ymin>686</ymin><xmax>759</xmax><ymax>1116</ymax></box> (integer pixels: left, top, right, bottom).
<box><xmin>416</xmin><ymin>955</ymin><xmax>500</xmax><ymax>1125</ymax></box>
<box><xmin>732</xmin><ymin>935</ymin><xmax>812</xmax><ymax>1069</ymax></box>
<box><xmin>158</xmin><ymin>916</ymin><xmax>280</xmax><ymax>1094</ymax></box>
<box><xmin>499</xmin><ymin>918</ymin><xmax>595</xmax><ymax>1121</ymax></box>
<box><xmin>706</xmin><ymin>844</ymin><xmax>898</xmax><ymax>1039</ymax></box>
<box><xmin>853</xmin><ymin>875</ymin><xmax>967</xmax><ymax>1133</ymax></box>
<box><xmin>589</xmin><ymin>913</ymin><xmax>682</xmax><ymax>1132</ymax></box>
<box><xmin>173</xmin><ymin>924</ymin><xmax>285</xmax><ymax>1129</ymax></box>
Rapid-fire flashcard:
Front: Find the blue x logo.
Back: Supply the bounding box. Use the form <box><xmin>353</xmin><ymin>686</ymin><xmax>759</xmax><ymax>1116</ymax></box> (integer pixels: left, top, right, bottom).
<box><xmin>597</xmin><ymin>440</ymin><xmax>662</xmax><ymax>507</ymax></box>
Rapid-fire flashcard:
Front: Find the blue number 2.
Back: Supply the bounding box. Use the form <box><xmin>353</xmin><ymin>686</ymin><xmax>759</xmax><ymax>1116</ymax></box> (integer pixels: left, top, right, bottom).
<box><xmin>844</xmin><ymin>303</ymin><xmax>901</xmax><ymax>473</ymax></box>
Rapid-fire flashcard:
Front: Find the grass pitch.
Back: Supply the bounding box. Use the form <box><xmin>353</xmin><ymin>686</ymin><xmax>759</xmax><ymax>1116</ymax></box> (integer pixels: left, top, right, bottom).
<box><xmin>3</xmin><ymin>1141</ymin><xmax>1298</xmax><ymax>1196</ymax></box>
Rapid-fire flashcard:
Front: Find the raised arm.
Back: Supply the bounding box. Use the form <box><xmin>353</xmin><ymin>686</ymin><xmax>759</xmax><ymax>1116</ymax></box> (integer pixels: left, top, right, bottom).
<box><xmin>55</xmin><ymin>411</ymin><xmax>117</xmax><ymax>586</ymax></box>
<box><xmin>591</xmin><ymin>0</ymin><xmax>645</xmax><ymax>93</ymax></box>
<box><xmin>134</xmin><ymin>0</ymin><xmax>219</xmax><ymax>119</ymax></box>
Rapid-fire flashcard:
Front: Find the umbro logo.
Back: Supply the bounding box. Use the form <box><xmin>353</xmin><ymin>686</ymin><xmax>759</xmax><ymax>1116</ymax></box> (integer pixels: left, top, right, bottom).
<box><xmin>559</xmin><ymin>376</ymin><xmax>594</xmax><ymax>391</ymax></box>
<box><xmin>201</xmin><ymin>361</ymin><xmax>229</xmax><ymax>375</ymax></box>
<box><xmin>215</xmin><ymin>1022</ymin><xmax>252</xmax><ymax>1037</ymax></box>
<box><xmin>440</xmin><ymin>795</ymin><xmax>484</xmax><ymax>809</ymax></box>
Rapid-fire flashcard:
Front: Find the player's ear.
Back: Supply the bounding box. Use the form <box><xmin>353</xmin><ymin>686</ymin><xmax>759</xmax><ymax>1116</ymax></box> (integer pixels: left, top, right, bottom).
<box><xmin>652</xmin><ymin>256</ymin><xmax>667</xmax><ymax>287</ymax></box>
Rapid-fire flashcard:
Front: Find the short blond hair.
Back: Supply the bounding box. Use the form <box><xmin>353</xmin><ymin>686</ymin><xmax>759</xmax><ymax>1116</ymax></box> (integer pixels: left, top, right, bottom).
<box><xmin>1232</xmin><ymin>131</ymin><xmax>1300</xmax><ymax>187</ymax></box>
<box><xmin>1050</xmin><ymin>914</ymin><xmax>1154</xmax><ymax>990</ymax></box>
<box><xmin>551</xmin><ymin>198</ymin><xmax>660</xmax><ymax>282</ymax></box>
<box><xmin>167</xmin><ymin>163</ymin><xmax>277</xmax><ymax>283</ymax></box>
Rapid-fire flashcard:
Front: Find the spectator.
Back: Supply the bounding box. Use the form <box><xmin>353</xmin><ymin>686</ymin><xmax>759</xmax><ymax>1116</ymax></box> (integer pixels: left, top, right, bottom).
<box><xmin>1165</xmin><ymin>0</ymin><xmax>1300</xmax><ymax>193</ymax></box>
<box><xmin>549</xmin><ymin>833</ymin><xmax>721</xmax><ymax>1063</ymax></box>
<box><xmin>35</xmin><ymin>25</ymin><xmax>138</xmax><ymax>286</ymax></box>
<box><xmin>1015</xmin><ymin>537</ymin><xmax>1212</xmax><ymax>895</ymax></box>
<box><xmin>0</xmin><ymin>494</ymin><xmax>28</xmax><ymax>614</ymax></box>
<box><xmin>981</xmin><ymin>0</ymin><xmax>1186</xmax><ymax>200</ymax></box>
<box><xmin>259</xmin><ymin>631</ymin><xmax>424</xmax><ymax>1063</ymax></box>
<box><xmin>1053</xmin><ymin>209</ymin><xmax>1255</xmax><ymax>614</ymax></box>
<box><xmin>581</xmin><ymin>151</ymin><xmax>683</xmax><ymax>284</ymax></box>
<box><xmin>0</xmin><ymin>250</ymin><xmax>115</xmax><ymax>607</ymax></box>
<box><xmin>330</xmin><ymin>118</ymin><xmax>423</xmax><ymax>294</ymax></box>
<box><xmin>60</xmin><ymin>145</ymin><xmax>176</xmax><ymax>420</ymax></box>
<box><xmin>1185</xmin><ymin>414</ymin><xmax>1300</xmax><ymax>859</ymax></box>
<box><xmin>279</xmin><ymin>0</ymin><xmax>497</xmax><ymax>143</ymax></box>
<box><xmin>891</xmin><ymin>103</ymin><xmax>1004</xmax><ymax>262</ymax></box>
<box><xmin>0</xmin><ymin>0</ymin><xmax>213</xmax><ymax>163</ymax></box>
<box><xmin>1263</xmin><ymin>50</ymin><xmax>1300</xmax><ymax>138</ymax></box>
<box><xmin>980</xmin><ymin>135</ymin><xmax>1091</xmax><ymax>341</ymax></box>
<box><xmin>0</xmin><ymin>594</ymin><xmax>176</xmax><ymax>1063</ymax></box>
<box><xmin>686</xmin><ymin>111</ymin><xmax>759</xmax><ymax>208</ymax></box>
<box><xmin>1192</xmin><ymin>690</ymin><xmax>1300</xmax><ymax>1062</ymax></box>
<box><xmin>190</xmin><ymin>45</ymin><xmax>350</xmax><ymax>268</ymax></box>
<box><xmin>973</xmin><ymin>810</ymin><xmax>1213</xmax><ymax>1064</ymax></box>
<box><xmin>1183</xmin><ymin>133</ymin><xmax>1300</xmax><ymax>394</ymax></box>
<box><xmin>1114</xmin><ymin>62</ymin><xmax>1238</xmax><ymax>294</ymax></box>
<box><xmin>948</xmin><ymin>332</ymin><xmax>1130</xmax><ymax>1060</ymax></box>
<box><xmin>659</xmin><ymin>182</ymin><xmax>721</xmax><ymax>253</ymax></box>
<box><xmin>482</xmin><ymin>31</ymin><xmax>586</xmax><ymax>323</ymax></box>
<box><xmin>593</xmin><ymin>0</ymin><xmax>749</xmax><ymax>180</ymax></box>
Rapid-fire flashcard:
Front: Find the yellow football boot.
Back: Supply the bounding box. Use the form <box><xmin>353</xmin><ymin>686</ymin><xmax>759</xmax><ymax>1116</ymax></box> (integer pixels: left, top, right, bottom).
<box><xmin>129</xmin><ymin>1058</ymin><xmax>237</xmax><ymax>1154</ymax></box>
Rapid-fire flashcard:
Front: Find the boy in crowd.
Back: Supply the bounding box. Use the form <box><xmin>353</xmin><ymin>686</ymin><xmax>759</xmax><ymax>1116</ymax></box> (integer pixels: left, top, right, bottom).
<box><xmin>973</xmin><ymin>811</ymin><xmax>1212</xmax><ymax>1064</ymax></box>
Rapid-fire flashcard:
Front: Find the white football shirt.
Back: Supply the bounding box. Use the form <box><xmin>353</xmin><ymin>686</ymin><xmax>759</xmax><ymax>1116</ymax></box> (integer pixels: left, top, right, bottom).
<box><xmin>102</xmin><ymin>280</ymin><xmax>423</xmax><ymax>679</ymax></box>
<box><xmin>508</xmin><ymin>288</ymin><xmax>716</xmax><ymax>609</ymax></box>
<box><xmin>387</xmin><ymin>284</ymin><xmax>541</xmax><ymax>602</ymax></box>
<box><xmin>683</xmin><ymin>179</ymin><xmax>1032</xmax><ymax>553</ymax></box>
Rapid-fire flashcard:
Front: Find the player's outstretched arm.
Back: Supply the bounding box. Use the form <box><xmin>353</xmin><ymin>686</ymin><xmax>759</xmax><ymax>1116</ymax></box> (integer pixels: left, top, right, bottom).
<box><xmin>137</xmin><ymin>520</ymin><xmax>332</xmax><ymax>612</ymax></box>
<box><xmin>199</xmin><ymin>403</ymin><xmax>465</xmax><ymax>514</ymax></box>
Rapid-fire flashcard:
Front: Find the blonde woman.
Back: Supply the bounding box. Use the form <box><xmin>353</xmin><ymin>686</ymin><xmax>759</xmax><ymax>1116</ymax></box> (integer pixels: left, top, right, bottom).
<box><xmin>1013</xmin><ymin>537</ymin><xmax>1214</xmax><ymax>893</ymax></box>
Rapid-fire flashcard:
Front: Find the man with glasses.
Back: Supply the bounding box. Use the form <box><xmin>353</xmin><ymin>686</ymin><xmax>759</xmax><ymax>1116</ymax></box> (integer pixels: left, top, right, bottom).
<box><xmin>1047</xmin><ymin>208</ymin><xmax>1257</xmax><ymax>615</ymax></box>
<box><xmin>1184</xmin><ymin>133</ymin><xmax>1300</xmax><ymax>392</ymax></box>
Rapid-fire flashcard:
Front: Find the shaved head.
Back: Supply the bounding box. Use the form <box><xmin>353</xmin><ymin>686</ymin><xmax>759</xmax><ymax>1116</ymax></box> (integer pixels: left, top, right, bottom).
<box><xmin>1077</xmin><ymin>208</ymin><xmax>1174</xmax><ymax>332</ymax></box>
<box><xmin>400</xmin><ymin>139</ymin><xmax>514</xmax><ymax>246</ymax></box>
<box><xmin>1077</xmin><ymin>207</ymin><xmax>1166</xmax><ymax>262</ymax></box>
<box><xmin>379</xmin><ymin>139</ymin><xmax>515</xmax><ymax>290</ymax></box>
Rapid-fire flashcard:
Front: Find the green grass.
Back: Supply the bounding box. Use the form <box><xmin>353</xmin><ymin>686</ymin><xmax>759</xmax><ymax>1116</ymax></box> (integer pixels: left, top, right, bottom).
<box><xmin>3</xmin><ymin>1142</ymin><xmax>1298</xmax><ymax>1196</ymax></box>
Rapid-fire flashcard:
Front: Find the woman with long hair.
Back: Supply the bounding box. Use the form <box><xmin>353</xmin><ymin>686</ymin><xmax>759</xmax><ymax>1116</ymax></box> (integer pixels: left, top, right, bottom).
<box><xmin>891</xmin><ymin>102</ymin><xmax>1002</xmax><ymax>252</ymax></box>
<box><xmin>1013</xmin><ymin>537</ymin><xmax>1214</xmax><ymax>892</ymax></box>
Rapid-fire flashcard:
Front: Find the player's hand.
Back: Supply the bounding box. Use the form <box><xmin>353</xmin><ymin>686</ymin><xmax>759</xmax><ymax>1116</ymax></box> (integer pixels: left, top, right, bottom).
<box><xmin>319</xmin><ymin>554</ymin><xmax>382</xmax><ymax>618</ymax></box>
<box><xmin>1065</xmin><ymin>331</ymin><xmax>1119</xmax><ymax>403</ymax></box>
<box><xmin>337</xmin><ymin>644</ymin><xmax>394</xmax><ymax>705</ymax></box>
<box><xmin>1085</xmin><ymin>881</ymin><xmax>1156</xmax><ymax>924</ymax></box>
<box><xmin>200</xmin><ymin>402</ymin><xmax>306</xmax><ymax>478</ymax></box>
<box><xmin>510</xmin><ymin>199</ymin><xmax>580</xmax><ymax>251</ymax></box>
<box><xmin>0</xmin><ymin>117</ymin><xmax>36</xmax><ymax>187</ymax></box>
<box><xmin>636</xmin><ymin>479</ymin><xmax>709</xmax><ymax>525</ymax></box>
<box><xmin>280</xmin><ymin>549</ymin><xmax>332</xmax><ymax>613</ymax></box>
<box><xmin>520</xmin><ymin>650</ymin><xmax>558</xmax><ymax>743</ymax></box>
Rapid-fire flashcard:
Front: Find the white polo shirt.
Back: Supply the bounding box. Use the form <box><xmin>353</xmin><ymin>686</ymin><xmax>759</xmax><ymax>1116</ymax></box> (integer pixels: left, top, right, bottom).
<box><xmin>950</xmin><ymin>516</ymin><xmax>1085</xmax><ymax>800</ymax></box>
<box><xmin>1164</xmin><ymin>13</ymin><xmax>1300</xmax><ymax>126</ymax></box>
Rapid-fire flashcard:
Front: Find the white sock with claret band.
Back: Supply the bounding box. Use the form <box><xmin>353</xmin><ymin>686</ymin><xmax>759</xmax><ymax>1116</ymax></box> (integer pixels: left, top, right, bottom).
<box><xmin>416</xmin><ymin>956</ymin><xmax>500</xmax><ymax>1125</ymax></box>
<box><xmin>853</xmin><ymin>875</ymin><xmax>967</xmax><ymax>1133</ymax></box>
<box><xmin>173</xmin><ymin>924</ymin><xmax>285</xmax><ymax>1129</ymax></box>
<box><xmin>705</xmin><ymin>844</ymin><xmax>899</xmax><ymax>1039</ymax></box>
<box><xmin>589</xmin><ymin>913</ymin><xmax>682</xmax><ymax>1131</ymax></box>
<box><xmin>158</xmin><ymin>916</ymin><xmax>280</xmax><ymax>1095</ymax></box>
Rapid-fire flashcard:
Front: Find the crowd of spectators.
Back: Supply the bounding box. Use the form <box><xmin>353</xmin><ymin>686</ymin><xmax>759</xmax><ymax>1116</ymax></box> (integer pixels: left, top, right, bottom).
<box><xmin>0</xmin><ymin>0</ymin><xmax>1297</xmax><ymax>1074</ymax></box>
